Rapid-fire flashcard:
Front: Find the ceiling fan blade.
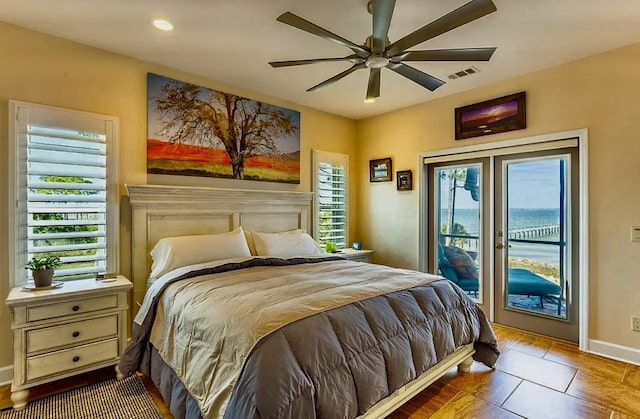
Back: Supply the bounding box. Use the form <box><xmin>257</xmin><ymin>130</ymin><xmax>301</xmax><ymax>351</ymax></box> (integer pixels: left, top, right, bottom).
<box><xmin>397</xmin><ymin>47</ymin><xmax>496</xmax><ymax>62</ymax></box>
<box><xmin>270</xmin><ymin>55</ymin><xmax>364</xmax><ymax>68</ymax></box>
<box><xmin>386</xmin><ymin>0</ymin><xmax>497</xmax><ymax>56</ymax></box>
<box><xmin>366</xmin><ymin>68</ymin><xmax>381</xmax><ymax>100</ymax></box>
<box><xmin>277</xmin><ymin>12</ymin><xmax>369</xmax><ymax>57</ymax></box>
<box><xmin>307</xmin><ymin>63</ymin><xmax>366</xmax><ymax>92</ymax></box>
<box><xmin>387</xmin><ymin>63</ymin><xmax>445</xmax><ymax>91</ymax></box>
<box><xmin>371</xmin><ymin>0</ymin><xmax>396</xmax><ymax>53</ymax></box>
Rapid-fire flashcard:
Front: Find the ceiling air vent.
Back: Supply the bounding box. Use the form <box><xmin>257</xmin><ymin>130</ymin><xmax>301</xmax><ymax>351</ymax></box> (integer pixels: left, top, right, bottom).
<box><xmin>447</xmin><ymin>66</ymin><xmax>481</xmax><ymax>80</ymax></box>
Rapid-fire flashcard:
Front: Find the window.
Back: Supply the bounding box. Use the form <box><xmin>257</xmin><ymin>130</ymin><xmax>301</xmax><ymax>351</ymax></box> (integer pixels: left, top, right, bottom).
<box><xmin>312</xmin><ymin>150</ymin><xmax>349</xmax><ymax>249</ymax></box>
<box><xmin>9</xmin><ymin>101</ymin><xmax>119</xmax><ymax>285</ymax></box>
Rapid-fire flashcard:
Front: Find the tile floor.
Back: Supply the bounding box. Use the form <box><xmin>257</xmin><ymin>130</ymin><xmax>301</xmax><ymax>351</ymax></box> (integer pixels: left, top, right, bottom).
<box><xmin>1</xmin><ymin>324</ymin><xmax>638</xmax><ymax>418</ymax></box>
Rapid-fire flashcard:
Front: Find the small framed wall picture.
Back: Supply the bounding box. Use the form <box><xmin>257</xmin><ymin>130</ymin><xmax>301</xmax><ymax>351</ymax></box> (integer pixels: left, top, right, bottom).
<box><xmin>397</xmin><ymin>170</ymin><xmax>412</xmax><ymax>191</ymax></box>
<box><xmin>454</xmin><ymin>91</ymin><xmax>526</xmax><ymax>140</ymax></box>
<box><xmin>369</xmin><ymin>157</ymin><xmax>392</xmax><ymax>182</ymax></box>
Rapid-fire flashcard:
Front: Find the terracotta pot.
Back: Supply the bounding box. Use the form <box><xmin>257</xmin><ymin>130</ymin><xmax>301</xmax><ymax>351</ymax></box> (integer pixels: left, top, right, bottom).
<box><xmin>32</xmin><ymin>269</ymin><xmax>54</xmax><ymax>288</ymax></box>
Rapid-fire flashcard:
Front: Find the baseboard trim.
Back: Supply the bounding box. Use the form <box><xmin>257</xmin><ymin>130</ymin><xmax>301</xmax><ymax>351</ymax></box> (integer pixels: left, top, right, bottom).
<box><xmin>588</xmin><ymin>339</ymin><xmax>640</xmax><ymax>366</ymax></box>
<box><xmin>0</xmin><ymin>364</ymin><xmax>13</xmax><ymax>386</ymax></box>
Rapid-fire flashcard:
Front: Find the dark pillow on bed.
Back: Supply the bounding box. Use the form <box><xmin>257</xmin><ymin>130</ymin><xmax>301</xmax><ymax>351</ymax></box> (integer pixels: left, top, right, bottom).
<box><xmin>443</xmin><ymin>246</ymin><xmax>478</xmax><ymax>279</ymax></box>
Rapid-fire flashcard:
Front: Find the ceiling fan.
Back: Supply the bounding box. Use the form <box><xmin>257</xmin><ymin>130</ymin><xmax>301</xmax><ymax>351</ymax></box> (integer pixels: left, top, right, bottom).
<box><xmin>269</xmin><ymin>0</ymin><xmax>497</xmax><ymax>102</ymax></box>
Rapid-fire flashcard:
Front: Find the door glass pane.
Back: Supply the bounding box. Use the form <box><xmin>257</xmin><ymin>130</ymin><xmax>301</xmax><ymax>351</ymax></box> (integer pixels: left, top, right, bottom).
<box><xmin>505</xmin><ymin>157</ymin><xmax>567</xmax><ymax>318</ymax></box>
<box><xmin>435</xmin><ymin>164</ymin><xmax>482</xmax><ymax>301</ymax></box>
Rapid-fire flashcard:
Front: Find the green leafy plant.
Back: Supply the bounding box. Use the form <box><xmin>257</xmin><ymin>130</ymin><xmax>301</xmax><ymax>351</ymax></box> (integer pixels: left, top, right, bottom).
<box><xmin>25</xmin><ymin>255</ymin><xmax>62</xmax><ymax>271</ymax></box>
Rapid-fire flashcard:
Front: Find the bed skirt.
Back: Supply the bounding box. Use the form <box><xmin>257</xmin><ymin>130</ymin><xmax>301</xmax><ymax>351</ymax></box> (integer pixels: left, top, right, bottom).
<box><xmin>142</xmin><ymin>343</ymin><xmax>204</xmax><ymax>419</ymax></box>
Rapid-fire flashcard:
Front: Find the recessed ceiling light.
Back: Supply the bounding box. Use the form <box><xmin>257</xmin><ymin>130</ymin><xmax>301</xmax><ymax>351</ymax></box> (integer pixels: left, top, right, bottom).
<box><xmin>364</xmin><ymin>98</ymin><xmax>376</xmax><ymax>103</ymax></box>
<box><xmin>152</xmin><ymin>18</ymin><xmax>174</xmax><ymax>32</ymax></box>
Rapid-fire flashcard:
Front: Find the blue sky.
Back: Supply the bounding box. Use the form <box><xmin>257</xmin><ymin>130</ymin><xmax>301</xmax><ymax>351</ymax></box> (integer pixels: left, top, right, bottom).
<box><xmin>508</xmin><ymin>159</ymin><xmax>562</xmax><ymax>209</ymax></box>
<box><xmin>440</xmin><ymin>159</ymin><xmax>563</xmax><ymax>209</ymax></box>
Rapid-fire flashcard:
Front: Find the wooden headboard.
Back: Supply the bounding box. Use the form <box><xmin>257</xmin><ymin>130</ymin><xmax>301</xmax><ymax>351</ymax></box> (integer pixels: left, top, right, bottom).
<box><xmin>126</xmin><ymin>184</ymin><xmax>313</xmax><ymax>310</ymax></box>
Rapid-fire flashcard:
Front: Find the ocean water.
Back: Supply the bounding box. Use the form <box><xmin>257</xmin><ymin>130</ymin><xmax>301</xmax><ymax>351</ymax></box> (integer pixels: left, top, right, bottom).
<box><xmin>440</xmin><ymin>208</ymin><xmax>560</xmax><ymax>234</ymax></box>
<box><xmin>440</xmin><ymin>208</ymin><xmax>562</xmax><ymax>265</ymax></box>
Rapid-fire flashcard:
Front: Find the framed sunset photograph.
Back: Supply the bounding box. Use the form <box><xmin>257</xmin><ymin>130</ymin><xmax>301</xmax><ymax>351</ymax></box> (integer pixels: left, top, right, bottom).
<box><xmin>455</xmin><ymin>92</ymin><xmax>526</xmax><ymax>140</ymax></box>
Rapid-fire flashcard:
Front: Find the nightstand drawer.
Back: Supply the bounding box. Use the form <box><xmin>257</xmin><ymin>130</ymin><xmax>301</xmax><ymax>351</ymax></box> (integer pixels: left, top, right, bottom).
<box><xmin>27</xmin><ymin>315</ymin><xmax>119</xmax><ymax>354</ymax></box>
<box><xmin>27</xmin><ymin>294</ymin><xmax>118</xmax><ymax>322</ymax></box>
<box><xmin>26</xmin><ymin>337</ymin><xmax>119</xmax><ymax>381</ymax></box>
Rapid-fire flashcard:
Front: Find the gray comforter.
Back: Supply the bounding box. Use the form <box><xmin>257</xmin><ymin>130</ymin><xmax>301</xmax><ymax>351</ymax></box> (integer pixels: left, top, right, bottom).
<box><xmin>120</xmin><ymin>257</ymin><xmax>499</xmax><ymax>419</ymax></box>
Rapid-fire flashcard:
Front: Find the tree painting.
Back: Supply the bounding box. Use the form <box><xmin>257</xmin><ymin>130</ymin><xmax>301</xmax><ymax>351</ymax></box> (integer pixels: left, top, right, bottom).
<box><xmin>147</xmin><ymin>73</ymin><xmax>300</xmax><ymax>183</ymax></box>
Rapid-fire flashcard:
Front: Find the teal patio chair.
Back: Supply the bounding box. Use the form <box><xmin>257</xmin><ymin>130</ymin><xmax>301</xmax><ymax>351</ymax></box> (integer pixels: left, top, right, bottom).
<box><xmin>507</xmin><ymin>268</ymin><xmax>563</xmax><ymax>315</ymax></box>
<box><xmin>437</xmin><ymin>243</ymin><xmax>479</xmax><ymax>296</ymax></box>
<box><xmin>437</xmin><ymin>244</ymin><xmax>563</xmax><ymax>314</ymax></box>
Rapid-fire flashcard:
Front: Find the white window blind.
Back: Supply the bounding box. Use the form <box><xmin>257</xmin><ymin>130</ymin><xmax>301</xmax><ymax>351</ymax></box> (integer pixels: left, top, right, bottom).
<box><xmin>313</xmin><ymin>150</ymin><xmax>349</xmax><ymax>249</ymax></box>
<box><xmin>10</xmin><ymin>102</ymin><xmax>119</xmax><ymax>285</ymax></box>
<box><xmin>27</xmin><ymin>126</ymin><xmax>107</xmax><ymax>280</ymax></box>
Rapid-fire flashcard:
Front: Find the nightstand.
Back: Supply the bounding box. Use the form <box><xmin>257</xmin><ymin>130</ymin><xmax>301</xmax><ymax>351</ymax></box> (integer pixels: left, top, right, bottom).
<box><xmin>338</xmin><ymin>249</ymin><xmax>375</xmax><ymax>263</ymax></box>
<box><xmin>5</xmin><ymin>276</ymin><xmax>132</xmax><ymax>410</ymax></box>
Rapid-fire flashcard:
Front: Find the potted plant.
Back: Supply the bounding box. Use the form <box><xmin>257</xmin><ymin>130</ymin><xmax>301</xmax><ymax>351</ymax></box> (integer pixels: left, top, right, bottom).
<box><xmin>25</xmin><ymin>255</ymin><xmax>62</xmax><ymax>287</ymax></box>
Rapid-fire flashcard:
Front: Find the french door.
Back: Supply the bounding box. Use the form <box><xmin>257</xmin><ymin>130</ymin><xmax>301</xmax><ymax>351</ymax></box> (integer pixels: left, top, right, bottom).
<box><xmin>427</xmin><ymin>158</ymin><xmax>491</xmax><ymax>316</ymax></box>
<box><xmin>427</xmin><ymin>145</ymin><xmax>580</xmax><ymax>342</ymax></box>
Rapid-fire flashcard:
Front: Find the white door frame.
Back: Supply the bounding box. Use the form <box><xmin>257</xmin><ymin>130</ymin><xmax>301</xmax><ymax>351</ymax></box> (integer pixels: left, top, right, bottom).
<box><xmin>418</xmin><ymin>129</ymin><xmax>589</xmax><ymax>350</ymax></box>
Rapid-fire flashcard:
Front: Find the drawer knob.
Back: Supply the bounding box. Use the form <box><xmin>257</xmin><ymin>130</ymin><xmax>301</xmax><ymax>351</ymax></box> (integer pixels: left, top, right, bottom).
<box><xmin>72</xmin><ymin>305</ymin><xmax>80</xmax><ymax>312</ymax></box>
<box><xmin>72</xmin><ymin>356</ymin><xmax>80</xmax><ymax>363</ymax></box>
<box><xmin>72</xmin><ymin>331</ymin><xmax>80</xmax><ymax>338</ymax></box>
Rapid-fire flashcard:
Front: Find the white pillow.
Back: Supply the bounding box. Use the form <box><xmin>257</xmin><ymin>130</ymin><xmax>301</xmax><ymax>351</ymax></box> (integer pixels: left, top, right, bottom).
<box><xmin>244</xmin><ymin>230</ymin><xmax>257</xmax><ymax>256</ymax></box>
<box><xmin>149</xmin><ymin>227</ymin><xmax>251</xmax><ymax>279</ymax></box>
<box><xmin>251</xmin><ymin>229</ymin><xmax>324</xmax><ymax>256</ymax></box>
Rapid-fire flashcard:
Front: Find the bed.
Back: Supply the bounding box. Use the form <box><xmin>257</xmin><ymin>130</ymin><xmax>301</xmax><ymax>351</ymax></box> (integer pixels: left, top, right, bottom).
<box><xmin>119</xmin><ymin>184</ymin><xmax>499</xmax><ymax>419</ymax></box>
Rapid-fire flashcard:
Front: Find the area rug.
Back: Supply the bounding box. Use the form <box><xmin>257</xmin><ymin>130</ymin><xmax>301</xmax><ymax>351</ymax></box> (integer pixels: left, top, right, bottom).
<box><xmin>0</xmin><ymin>375</ymin><xmax>161</xmax><ymax>419</ymax></box>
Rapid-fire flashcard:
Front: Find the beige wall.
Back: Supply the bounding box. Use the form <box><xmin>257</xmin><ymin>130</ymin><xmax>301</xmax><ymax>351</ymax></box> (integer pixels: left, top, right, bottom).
<box><xmin>0</xmin><ymin>23</ymin><xmax>357</xmax><ymax>369</ymax></box>
<box><xmin>356</xmin><ymin>42</ymin><xmax>640</xmax><ymax>349</ymax></box>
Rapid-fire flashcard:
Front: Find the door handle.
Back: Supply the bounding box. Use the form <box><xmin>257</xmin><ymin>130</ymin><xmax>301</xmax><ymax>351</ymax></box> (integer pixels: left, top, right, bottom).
<box><xmin>496</xmin><ymin>243</ymin><xmax>512</xmax><ymax>249</ymax></box>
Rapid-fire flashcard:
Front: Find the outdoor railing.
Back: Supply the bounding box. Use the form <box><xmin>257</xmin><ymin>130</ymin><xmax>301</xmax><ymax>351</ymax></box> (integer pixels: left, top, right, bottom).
<box><xmin>507</xmin><ymin>224</ymin><xmax>560</xmax><ymax>239</ymax></box>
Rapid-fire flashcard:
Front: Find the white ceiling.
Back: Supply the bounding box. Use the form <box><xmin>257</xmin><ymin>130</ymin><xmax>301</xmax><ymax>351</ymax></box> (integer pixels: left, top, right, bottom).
<box><xmin>2</xmin><ymin>0</ymin><xmax>640</xmax><ymax>119</ymax></box>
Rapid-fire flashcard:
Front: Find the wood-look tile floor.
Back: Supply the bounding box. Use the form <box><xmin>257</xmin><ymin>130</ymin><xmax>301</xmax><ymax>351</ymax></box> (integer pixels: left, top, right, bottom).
<box><xmin>1</xmin><ymin>324</ymin><xmax>639</xmax><ymax>418</ymax></box>
<box><xmin>389</xmin><ymin>324</ymin><xmax>640</xmax><ymax>419</ymax></box>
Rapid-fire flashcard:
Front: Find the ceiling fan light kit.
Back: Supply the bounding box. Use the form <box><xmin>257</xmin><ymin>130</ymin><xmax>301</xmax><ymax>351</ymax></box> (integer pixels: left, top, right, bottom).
<box><xmin>365</xmin><ymin>55</ymin><xmax>390</xmax><ymax>69</ymax></box>
<box><xmin>269</xmin><ymin>0</ymin><xmax>497</xmax><ymax>101</ymax></box>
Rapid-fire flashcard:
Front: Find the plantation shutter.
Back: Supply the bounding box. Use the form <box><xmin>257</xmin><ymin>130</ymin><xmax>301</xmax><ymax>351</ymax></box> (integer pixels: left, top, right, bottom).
<box><xmin>313</xmin><ymin>150</ymin><xmax>349</xmax><ymax>249</ymax></box>
<box><xmin>27</xmin><ymin>125</ymin><xmax>108</xmax><ymax>280</ymax></box>
<box><xmin>11</xmin><ymin>102</ymin><xmax>119</xmax><ymax>285</ymax></box>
